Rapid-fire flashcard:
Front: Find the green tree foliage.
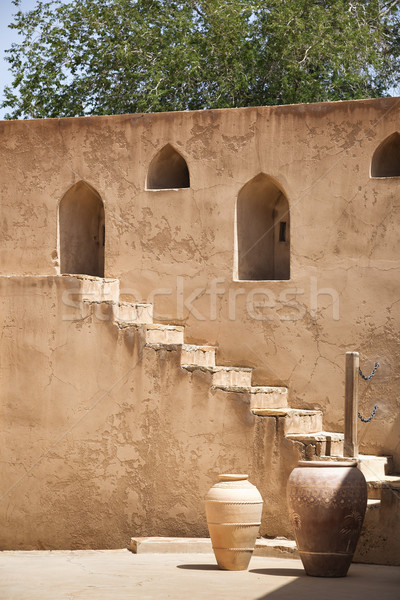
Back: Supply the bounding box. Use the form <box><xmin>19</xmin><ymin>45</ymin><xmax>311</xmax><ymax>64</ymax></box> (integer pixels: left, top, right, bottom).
<box><xmin>2</xmin><ymin>0</ymin><xmax>400</xmax><ymax>118</ymax></box>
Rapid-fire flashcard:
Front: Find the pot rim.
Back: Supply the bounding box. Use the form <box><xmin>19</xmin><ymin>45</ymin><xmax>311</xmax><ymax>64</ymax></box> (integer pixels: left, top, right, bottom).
<box><xmin>218</xmin><ymin>474</ymin><xmax>249</xmax><ymax>481</ymax></box>
<box><xmin>297</xmin><ymin>460</ymin><xmax>357</xmax><ymax>468</ymax></box>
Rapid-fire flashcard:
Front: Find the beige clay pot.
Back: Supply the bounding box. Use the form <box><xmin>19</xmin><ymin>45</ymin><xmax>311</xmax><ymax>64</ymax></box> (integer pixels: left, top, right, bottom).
<box><xmin>205</xmin><ymin>474</ymin><xmax>263</xmax><ymax>570</ymax></box>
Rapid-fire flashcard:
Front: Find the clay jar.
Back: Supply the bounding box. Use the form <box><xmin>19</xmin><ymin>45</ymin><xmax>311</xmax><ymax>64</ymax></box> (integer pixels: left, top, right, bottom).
<box><xmin>287</xmin><ymin>460</ymin><xmax>367</xmax><ymax>577</ymax></box>
<box><xmin>205</xmin><ymin>474</ymin><xmax>263</xmax><ymax>570</ymax></box>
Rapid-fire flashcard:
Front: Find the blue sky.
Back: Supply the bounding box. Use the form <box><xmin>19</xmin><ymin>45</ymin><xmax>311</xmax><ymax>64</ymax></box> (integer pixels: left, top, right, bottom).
<box><xmin>0</xmin><ymin>1</ymin><xmax>37</xmax><ymax>118</ymax></box>
<box><xmin>0</xmin><ymin>0</ymin><xmax>71</xmax><ymax>118</ymax></box>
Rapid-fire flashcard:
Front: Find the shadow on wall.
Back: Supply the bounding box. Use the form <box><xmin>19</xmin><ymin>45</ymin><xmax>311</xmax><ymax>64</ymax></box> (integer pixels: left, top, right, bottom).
<box><xmin>236</xmin><ymin>173</ymin><xmax>290</xmax><ymax>281</ymax></box>
<box><xmin>59</xmin><ymin>181</ymin><xmax>105</xmax><ymax>277</ymax></box>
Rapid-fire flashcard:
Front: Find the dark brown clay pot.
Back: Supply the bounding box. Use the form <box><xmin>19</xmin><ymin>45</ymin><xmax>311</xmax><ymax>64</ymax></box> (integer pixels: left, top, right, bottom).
<box><xmin>287</xmin><ymin>460</ymin><xmax>367</xmax><ymax>577</ymax></box>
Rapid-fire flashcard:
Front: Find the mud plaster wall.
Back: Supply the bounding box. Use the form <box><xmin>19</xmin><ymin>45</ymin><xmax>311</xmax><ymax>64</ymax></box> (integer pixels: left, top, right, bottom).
<box><xmin>0</xmin><ymin>276</ymin><xmax>302</xmax><ymax>549</ymax></box>
<box><xmin>1</xmin><ymin>99</ymin><xmax>400</xmax><ymax>547</ymax></box>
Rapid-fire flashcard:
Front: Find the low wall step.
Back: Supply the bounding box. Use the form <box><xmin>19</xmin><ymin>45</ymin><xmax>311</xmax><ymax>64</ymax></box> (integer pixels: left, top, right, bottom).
<box><xmin>130</xmin><ymin>537</ymin><xmax>212</xmax><ymax>554</ymax></box>
<box><xmin>254</xmin><ymin>538</ymin><xmax>298</xmax><ymax>558</ymax></box>
<box><xmin>129</xmin><ymin>537</ymin><xmax>298</xmax><ymax>559</ymax></box>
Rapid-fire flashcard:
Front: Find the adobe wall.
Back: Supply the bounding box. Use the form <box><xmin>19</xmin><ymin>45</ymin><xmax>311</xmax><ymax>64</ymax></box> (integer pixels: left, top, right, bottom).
<box><xmin>0</xmin><ymin>276</ymin><xmax>302</xmax><ymax>549</ymax></box>
<box><xmin>1</xmin><ymin>98</ymin><xmax>400</xmax><ymax>469</ymax></box>
<box><xmin>1</xmin><ymin>99</ymin><xmax>400</xmax><ymax>556</ymax></box>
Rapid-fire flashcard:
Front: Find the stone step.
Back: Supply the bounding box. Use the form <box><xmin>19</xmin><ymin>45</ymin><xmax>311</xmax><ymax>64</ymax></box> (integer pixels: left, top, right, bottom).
<box><xmin>143</xmin><ymin>323</ymin><xmax>185</xmax><ymax>346</ymax></box>
<box><xmin>182</xmin><ymin>365</ymin><xmax>253</xmax><ymax>387</ymax></box>
<box><xmin>180</xmin><ymin>345</ymin><xmax>216</xmax><ymax>368</ymax></box>
<box><xmin>213</xmin><ymin>386</ymin><xmax>288</xmax><ymax>409</ymax></box>
<box><xmin>284</xmin><ymin>452</ymin><xmax>399</xmax><ymax>499</ymax></box>
<box><xmin>64</xmin><ymin>275</ymin><xmax>120</xmax><ymax>303</ymax></box>
<box><xmin>367</xmin><ymin>498</ymin><xmax>381</xmax><ymax>509</ymax></box>
<box><xmin>252</xmin><ymin>408</ymin><xmax>323</xmax><ymax>435</ymax></box>
<box><xmin>356</xmin><ymin>490</ymin><xmax>400</xmax><ymax>565</ymax></box>
<box><xmin>211</xmin><ymin>366</ymin><xmax>252</xmax><ymax>388</ymax></box>
<box><xmin>286</xmin><ymin>432</ymin><xmax>344</xmax><ymax>458</ymax></box>
<box><xmin>117</xmin><ymin>302</ymin><xmax>153</xmax><ymax>324</ymax></box>
<box><xmin>181</xmin><ymin>364</ymin><xmax>252</xmax><ymax>392</ymax></box>
<box><xmin>357</xmin><ymin>455</ymin><xmax>394</xmax><ymax>482</ymax></box>
<box><xmin>82</xmin><ymin>299</ymin><xmax>116</xmax><ymax>322</ymax></box>
<box><xmin>328</xmin><ymin>455</ymin><xmax>398</xmax><ymax>493</ymax></box>
<box><xmin>366</xmin><ymin>475</ymin><xmax>400</xmax><ymax>500</ymax></box>
<box><xmin>129</xmin><ymin>536</ymin><xmax>298</xmax><ymax>559</ymax></box>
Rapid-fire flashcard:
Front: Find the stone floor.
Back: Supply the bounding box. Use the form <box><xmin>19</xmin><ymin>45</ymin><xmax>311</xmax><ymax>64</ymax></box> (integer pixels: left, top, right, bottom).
<box><xmin>1</xmin><ymin>550</ymin><xmax>399</xmax><ymax>600</ymax></box>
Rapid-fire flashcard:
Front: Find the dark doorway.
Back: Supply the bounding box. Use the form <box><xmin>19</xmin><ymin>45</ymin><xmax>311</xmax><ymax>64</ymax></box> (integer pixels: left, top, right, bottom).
<box><xmin>236</xmin><ymin>173</ymin><xmax>290</xmax><ymax>280</ymax></box>
<box><xmin>59</xmin><ymin>181</ymin><xmax>105</xmax><ymax>277</ymax></box>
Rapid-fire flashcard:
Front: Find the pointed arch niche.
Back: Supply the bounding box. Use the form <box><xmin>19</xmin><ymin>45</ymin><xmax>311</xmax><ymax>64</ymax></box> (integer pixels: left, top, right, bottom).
<box><xmin>371</xmin><ymin>132</ymin><xmax>400</xmax><ymax>177</ymax></box>
<box><xmin>147</xmin><ymin>144</ymin><xmax>190</xmax><ymax>189</ymax></box>
<box><xmin>59</xmin><ymin>181</ymin><xmax>105</xmax><ymax>277</ymax></box>
<box><xmin>235</xmin><ymin>173</ymin><xmax>290</xmax><ymax>281</ymax></box>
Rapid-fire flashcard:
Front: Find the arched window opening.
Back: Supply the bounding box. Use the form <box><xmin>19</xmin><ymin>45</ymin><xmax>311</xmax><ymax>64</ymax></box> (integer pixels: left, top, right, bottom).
<box><xmin>236</xmin><ymin>174</ymin><xmax>290</xmax><ymax>281</ymax></box>
<box><xmin>371</xmin><ymin>132</ymin><xmax>400</xmax><ymax>178</ymax></box>
<box><xmin>147</xmin><ymin>144</ymin><xmax>190</xmax><ymax>189</ymax></box>
<box><xmin>59</xmin><ymin>181</ymin><xmax>105</xmax><ymax>277</ymax></box>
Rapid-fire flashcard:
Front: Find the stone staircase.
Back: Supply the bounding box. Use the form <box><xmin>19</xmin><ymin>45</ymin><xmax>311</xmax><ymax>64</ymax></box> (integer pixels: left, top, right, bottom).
<box><xmin>71</xmin><ymin>275</ymin><xmax>400</xmax><ymax>563</ymax></box>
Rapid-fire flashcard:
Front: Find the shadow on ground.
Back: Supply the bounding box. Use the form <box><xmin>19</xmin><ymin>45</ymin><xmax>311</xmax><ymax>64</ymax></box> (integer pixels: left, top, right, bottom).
<box><xmin>250</xmin><ymin>568</ymin><xmax>305</xmax><ymax>577</ymax></box>
<box><xmin>177</xmin><ymin>564</ymin><xmax>220</xmax><ymax>571</ymax></box>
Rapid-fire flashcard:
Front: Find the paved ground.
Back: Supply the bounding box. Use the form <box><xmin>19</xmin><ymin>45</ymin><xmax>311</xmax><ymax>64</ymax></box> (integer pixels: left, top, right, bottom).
<box><xmin>1</xmin><ymin>550</ymin><xmax>399</xmax><ymax>600</ymax></box>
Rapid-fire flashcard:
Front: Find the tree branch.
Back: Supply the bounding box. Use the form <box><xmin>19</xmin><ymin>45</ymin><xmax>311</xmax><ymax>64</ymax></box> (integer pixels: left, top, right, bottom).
<box><xmin>380</xmin><ymin>0</ymin><xmax>400</xmax><ymax>17</ymax></box>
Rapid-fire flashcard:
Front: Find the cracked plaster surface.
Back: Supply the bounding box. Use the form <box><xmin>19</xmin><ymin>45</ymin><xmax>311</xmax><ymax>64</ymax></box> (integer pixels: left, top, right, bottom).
<box><xmin>1</xmin><ymin>98</ymin><xmax>400</xmax><ymax>551</ymax></box>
